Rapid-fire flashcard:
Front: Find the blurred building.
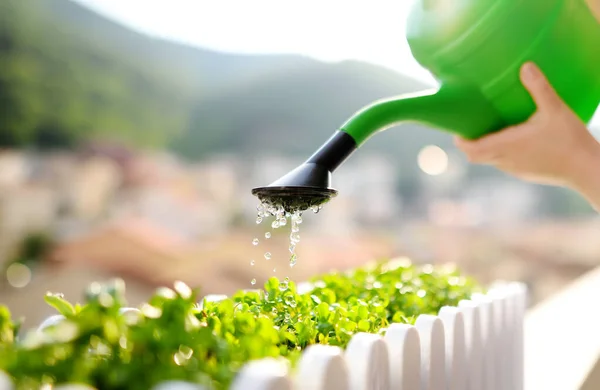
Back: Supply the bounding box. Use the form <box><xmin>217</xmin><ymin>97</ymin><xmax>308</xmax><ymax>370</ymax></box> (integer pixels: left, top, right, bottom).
<box><xmin>0</xmin><ymin>185</ymin><xmax>58</xmax><ymax>259</ymax></box>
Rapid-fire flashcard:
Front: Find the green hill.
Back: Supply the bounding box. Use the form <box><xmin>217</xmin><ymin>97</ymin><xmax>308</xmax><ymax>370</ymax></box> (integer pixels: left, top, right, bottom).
<box><xmin>176</xmin><ymin>59</ymin><xmax>456</xmax><ymax>165</ymax></box>
<box><xmin>0</xmin><ymin>0</ymin><xmax>315</xmax><ymax>148</ymax></box>
<box><xmin>1</xmin><ymin>0</ymin><xmax>456</xmax><ymax>164</ymax></box>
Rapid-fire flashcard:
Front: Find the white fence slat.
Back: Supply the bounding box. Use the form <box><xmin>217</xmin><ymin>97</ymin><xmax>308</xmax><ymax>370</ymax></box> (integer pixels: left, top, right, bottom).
<box><xmin>294</xmin><ymin>344</ymin><xmax>349</xmax><ymax>390</ymax></box>
<box><xmin>150</xmin><ymin>382</ymin><xmax>206</xmax><ymax>390</ymax></box>
<box><xmin>471</xmin><ymin>293</ymin><xmax>496</xmax><ymax>390</ymax></box>
<box><xmin>458</xmin><ymin>300</ymin><xmax>483</xmax><ymax>390</ymax></box>
<box><xmin>345</xmin><ymin>332</ymin><xmax>390</xmax><ymax>390</ymax></box>
<box><xmin>383</xmin><ymin>323</ymin><xmax>421</xmax><ymax>390</ymax></box>
<box><xmin>230</xmin><ymin>358</ymin><xmax>292</xmax><ymax>390</ymax></box>
<box><xmin>0</xmin><ymin>372</ymin><xmax>12</xmax><ymax>390</ymax></box>
<box><xmin>488</xmin><ymin>288</ymin><xmax>509</xmax><ymax>390</ymax></box>
<box><xmin>504</xmin><ymin>287</ymin><xmax>516</xmax><ymax>390</ymax></box>
<box><xmin>415</xmin><ymin>315</ymin><xmax>445</xmax><ymax>390</ymax></box>
<box><xmin>151</xmin><ymin>381</ymin><xmax>206</xmax><ymax>390</ymax></box>
<box><xmin>510</xmin><ymin>282</ymin><xmax>527</xmax><ymax>390</ymax></box>
<box><xmin>438</xmin><ymin>307</ymin><xmax>467</xmax><ymax>390</ymax></box>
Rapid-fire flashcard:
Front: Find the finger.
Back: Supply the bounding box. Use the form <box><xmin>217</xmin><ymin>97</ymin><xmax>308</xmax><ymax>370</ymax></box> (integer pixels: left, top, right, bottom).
<box><xmin>520</xmin><ymin>62</ymin><xmax>564</xmax><ymax>113</ymax></box>
<box><xmin>455</xmin><ymin>137</ymin><xmax>501</xmax><ymax>163</ymax></box>
<box><xmin>455</xmin><ymin>124</ymin><xmax>524</xmax><ymax>159</ymax></box>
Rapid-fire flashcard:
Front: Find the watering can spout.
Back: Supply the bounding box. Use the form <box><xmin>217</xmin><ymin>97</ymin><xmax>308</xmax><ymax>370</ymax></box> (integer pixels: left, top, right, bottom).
<box><xmin>252</xmin><ymin>83</ymin><xmax>505</xmax><ymax>213</ymax></box>
<box><xmin>340</xmin><ymin>83</ymin><xmax>505</xmax><ymax>146</ymax></box>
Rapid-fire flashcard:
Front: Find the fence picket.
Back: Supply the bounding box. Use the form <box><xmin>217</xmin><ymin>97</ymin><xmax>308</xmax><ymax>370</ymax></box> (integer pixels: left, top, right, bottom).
<box><xmin>415</xmin><ymin>315</ymin><xmax>446</xmax><ymax>390</ymax></box>
<box><xmin>471</xmin><ymin>293</ymin><xmax>496</xmax><ymax>390</ymax></box>
<box><xmin>230</xmin><ymin>358</ymin><xmax>292</xmax><ymax>390</ymax></box>
<box><xmin>294</xmin><ymin>345</ymin><xmax>349</xmax><ymax>390</ymax></box>
<box><xmin>489</xmin><ymin>284</ymin><xmax>513</xmax><ymax>390</ymax></box>
<box><xmin>510</xmin><ymin>282</ymin><xmax>527</xmax><ymax>390</ymax></box>
<box><xmin>383</xmin><ymin>323</ymin><xmax>421</xmax><ymax>390</ymax></box>
<box><xmin>438</xmin><ymin>307</ymin><xmax>467</xmax><ymax>390</ymax></box>
<box><xmin>345</xmin><ymin>332</ymin><xmax>391</xmax><ymax>390</ymax></box>
<box><xmin>458</xmin><ymin>300</ymin><xmax>484</xmax><ymax>390</ymax></box>
<box><xmin>0</xmin><ymin>372</ymin><xmax>12</xmax><ymax>390</ymax></box>
<box><xmin>150</xmin><ymin>382</ymin><xmax>207</xmax><ymax>390</ymax></box>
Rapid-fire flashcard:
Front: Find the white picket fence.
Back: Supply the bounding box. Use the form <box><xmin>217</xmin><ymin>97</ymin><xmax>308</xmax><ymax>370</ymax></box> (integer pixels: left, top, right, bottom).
<box><xmin>1</xmin><ymin>281</ymin><xmax>527</xmax><ymax>390</ymax></box>
<box><xmin>229</xmin><ymin>281</ymin><xmax>527</xmax><ymax>390</ymax></box>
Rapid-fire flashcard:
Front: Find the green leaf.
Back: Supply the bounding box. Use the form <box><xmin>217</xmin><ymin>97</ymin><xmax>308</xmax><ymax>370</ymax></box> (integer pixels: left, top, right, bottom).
<box><xmin>357</xmin><ymin>305</ymin><xmax>369</xmax><ymax>320</ymax></box>
<box><xmin>316</xmin><ymin>302</ymin><xmax>329</xmax><ymax>319</ymax></box>
<box><xmin>358</xmin><ymin>319</ymin><xmax>371</xmax><ymax>332</ymax></box>
<box><xmin>44</xmin><ymin>293</ymin><xmax>75</xmax><ymax>317</ymax></box>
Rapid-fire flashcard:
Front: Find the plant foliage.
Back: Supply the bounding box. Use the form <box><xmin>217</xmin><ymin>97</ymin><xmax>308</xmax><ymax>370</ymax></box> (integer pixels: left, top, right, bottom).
<box><xmin>0</xmin><ymin>260</ymin><xmax>481</xmax><ymax>389</ymax></box>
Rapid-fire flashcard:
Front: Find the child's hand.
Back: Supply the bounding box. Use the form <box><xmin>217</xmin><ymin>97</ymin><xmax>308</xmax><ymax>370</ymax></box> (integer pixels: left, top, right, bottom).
<box><xmin>454</xmin><ymin>62</ymin><xmax>600</xmax><ymax>192</ymax></box>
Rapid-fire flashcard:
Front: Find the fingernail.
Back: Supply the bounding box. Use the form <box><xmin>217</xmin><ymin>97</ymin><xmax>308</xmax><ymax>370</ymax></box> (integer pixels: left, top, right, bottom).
<box><xmin>521</xmin><ymin>62</ymin><xmax>538</xmax><ymax>83</ymax></box>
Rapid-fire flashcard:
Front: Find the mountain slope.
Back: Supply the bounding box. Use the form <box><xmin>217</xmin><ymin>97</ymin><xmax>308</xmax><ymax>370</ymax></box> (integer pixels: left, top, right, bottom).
<box><xmin>175</xmin><ymin>59</ymin><xmax>454</xmax><ymax>167</ymax></box>
<box><xmin>1</xmin><ymin>0</ymin><xmax>455</xmax><ymax>168</ymax></box>
<box><xmin>0</xmin><ymin>0</ymin><xmax>317</xmax><ymax>147</ymax></box>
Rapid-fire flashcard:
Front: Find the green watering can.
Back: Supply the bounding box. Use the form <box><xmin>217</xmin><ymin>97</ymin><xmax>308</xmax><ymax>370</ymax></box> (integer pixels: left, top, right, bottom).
<box><xmin>252</xmin><ymin>0</ymin><xmax>600</xmax><ymax>212</ymax></box>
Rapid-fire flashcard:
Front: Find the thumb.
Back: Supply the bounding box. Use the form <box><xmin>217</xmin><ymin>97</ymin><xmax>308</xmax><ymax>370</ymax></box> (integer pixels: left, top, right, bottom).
<box><xmin>520</xmin><ymin>62</ymin><xmax>564</xmax><ymax>112</ymax></box>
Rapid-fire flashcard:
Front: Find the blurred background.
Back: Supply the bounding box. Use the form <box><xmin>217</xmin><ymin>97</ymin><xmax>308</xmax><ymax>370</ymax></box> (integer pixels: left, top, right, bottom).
<box><xmin>1</xmin><ymin>0</ymin><xmax>600</xmax><ymax>328</ymax></box>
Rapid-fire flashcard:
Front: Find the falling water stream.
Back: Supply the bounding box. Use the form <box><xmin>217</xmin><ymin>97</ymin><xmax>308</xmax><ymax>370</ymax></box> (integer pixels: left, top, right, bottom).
<box><xmin>250</xmin><ymin>201</ymin><xmax>323</xmax><ymax>289</ymax></box>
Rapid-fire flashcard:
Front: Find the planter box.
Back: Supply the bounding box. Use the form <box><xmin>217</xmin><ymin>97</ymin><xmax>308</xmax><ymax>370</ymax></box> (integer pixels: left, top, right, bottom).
<box><xmin>21</xmin><ymin>280</ymin><xmax>526</xmax><ymax>390</ymax></box>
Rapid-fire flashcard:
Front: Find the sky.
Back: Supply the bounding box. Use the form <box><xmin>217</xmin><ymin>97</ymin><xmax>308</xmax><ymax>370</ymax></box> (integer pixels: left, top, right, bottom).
<box><xmin>73</xmin><ymin>0</ymin><xmax>599</xmax><ymax>128</ymax></box>
<box><xmin>72</xmin><ymin>0</ymin><xmax>438</xmax><ymax>85</ymax></box>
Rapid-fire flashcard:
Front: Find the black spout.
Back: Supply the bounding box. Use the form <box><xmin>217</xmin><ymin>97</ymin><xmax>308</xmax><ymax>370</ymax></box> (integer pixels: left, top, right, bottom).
<box><xmin>251</xmin><ymin>131</ymin><xmax>357</xmax><ymax>213</ymax></box>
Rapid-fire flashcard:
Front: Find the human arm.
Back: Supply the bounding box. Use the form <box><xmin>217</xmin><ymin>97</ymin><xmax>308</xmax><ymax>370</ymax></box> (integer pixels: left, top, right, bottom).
<box><xmin>454</xmin><ymin>62</ymin><xmax>600</xmax><ymax>212</ymax></box>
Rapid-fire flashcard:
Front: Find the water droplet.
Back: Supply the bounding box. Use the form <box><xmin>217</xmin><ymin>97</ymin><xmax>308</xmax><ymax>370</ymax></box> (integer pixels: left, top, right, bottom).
<box><xmin>273</xmin><ymin>268</ymin><xmax>277</xmax><ymax>273</ymax></box>
<box><xmin>278</xmin><ymin>218</ymin><xmax>287</xmax><ymax>226</ymax></box>
<box><xmin>285</xmin><ymin>277</ymin><xmax>290</xmax><ymax>282</ymax></box>
<box><xmin>252</xmin><ymin>238</ymin><xmax>259</xmax><ymax>246</ymax></box>
<box><xmin>279</xmin><ymin>282</ymin><xmax>288</xmax><ymax>291</ymax></box>
<box><xmin>264</xmin><ymin>252</ymin><xmax>271</xmax><ymax>260</ymax></box>
<box><xmin>271</xmin><ymin>220</ymin><xmax>280</xmax><ymax>229</ymax></box>
<box><xmin>312</xmin><ymin>205</ymin><xmax>319</xmax><ymax>213</ymax></box>
<box><xmin>296</xmin><ymin>216</ymin><xmax>303</xmax><ymax>224</ymax></box>
<box><xmin>284</xmin><ymin>299</ymin><xmax>297</xmax><ymax>309</ymax></box>
<box><xmin>289</xmin><ymin>253</ymin><xmax>297</xmax><ymax>267</ymax></box>
<box><xmin>289</xmin><ymin>244</ymin><xmax>296</xmax><ymax>253</ymax></box>
<box><xmin>256</xmin><ymin>217</ymin><xmax>263</xmax><ymax>224</ymax></box>
<box><xmin>290</xmin><ymin>232</ymin><xmax>300</xmax><ymax>244</ymax></box>
<box><xmin>250</xmin><ymin>260</ymin><xmax>255</xmax><ymax>266</ymax></box>
<box><xmin>265</xmin><ymin>232</ymin><xmax>271</xmax><ymax>239</ymax></box>
<box><xmin>251</xmin><ymin>278</ymin><xmax>256</xmax><ymax>285</ymax></box>
<box><xmin>174</xmin><ymin>352</ymin><xmax>187</xmax><ymax>366</ymax></box>
<box><xmin>292</xmin><ymin>225</ymin><xmax>300</xmax><ymax>233</ymax></box>
<box><xmin>179</xmin><ymin>345</ymin><xmax>193</xmax><ymax>359</ymax></box>
<box><xmin>284</xmin><ymin>295</ymin><xmax>294</xmax><ymax>305</ymax></box>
